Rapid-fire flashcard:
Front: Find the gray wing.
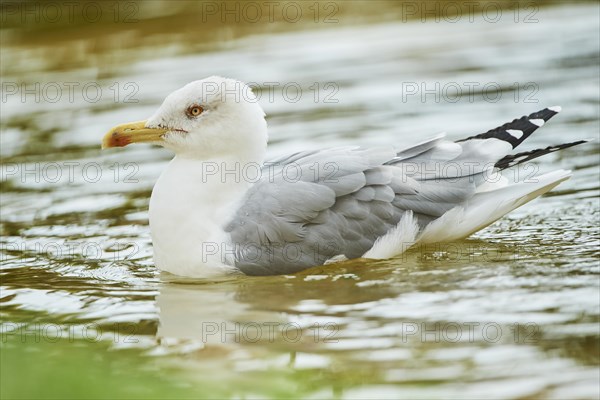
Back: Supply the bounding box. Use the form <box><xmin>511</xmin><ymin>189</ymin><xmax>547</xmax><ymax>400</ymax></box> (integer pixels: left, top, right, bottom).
<box><xmin>225</xmin><ymin>106</ymin><xmax>568</xmax><ymax>275</ymax></box>
<box><xmin>225</xmin><ymin>137</ymin><xmax>488</xmax><ymax>275</ymax></box>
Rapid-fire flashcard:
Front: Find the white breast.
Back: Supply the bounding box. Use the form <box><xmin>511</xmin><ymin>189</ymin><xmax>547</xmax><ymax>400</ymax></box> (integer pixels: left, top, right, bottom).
<box><xmin>148</xmin><ymin>156</ymin><xmax>248</xmax><ymax>277</ymax></box>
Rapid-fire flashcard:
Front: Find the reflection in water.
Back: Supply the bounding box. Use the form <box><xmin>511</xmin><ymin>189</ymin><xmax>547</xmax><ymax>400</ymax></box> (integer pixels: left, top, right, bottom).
<box><xmin>1</xmin><ymin>1</ymin><xmax>599</xmax><ymax>398</ymax></box>
<box><xmin>153</xmin><ymin>241</ymin><xmax>598</xmax><ymax>396</ymax></box>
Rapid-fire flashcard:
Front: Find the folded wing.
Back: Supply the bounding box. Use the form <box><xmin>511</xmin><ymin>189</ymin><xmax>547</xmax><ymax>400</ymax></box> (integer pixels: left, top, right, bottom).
<box><xmin>225</xmin><ymin>107</ymin><xmax>586</xmax><ymax>275</ymax></box>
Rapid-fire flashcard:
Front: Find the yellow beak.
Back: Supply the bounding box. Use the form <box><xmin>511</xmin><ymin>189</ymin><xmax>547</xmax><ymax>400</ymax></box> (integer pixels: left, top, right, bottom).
<box><xmin>101</xmin><ymin>120</ymin><xmax>169</xmax><ymax>149</ymax></box>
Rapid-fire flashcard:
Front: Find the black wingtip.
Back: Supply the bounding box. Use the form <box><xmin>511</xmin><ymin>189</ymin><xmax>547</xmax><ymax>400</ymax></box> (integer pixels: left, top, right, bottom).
<box><xmin>495</xmin><ymin>138</ymin><xmax>587</xmax><ymax>170</ymax></box>
<box><xmin>457</xmin><ymin>106</ymin><xmax>562</xmax><ymax>148</ymax></box>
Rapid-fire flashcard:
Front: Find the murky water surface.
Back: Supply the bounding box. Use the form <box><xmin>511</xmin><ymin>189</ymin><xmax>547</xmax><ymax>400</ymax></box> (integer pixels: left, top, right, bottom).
<box><xmin>1</xmin><ymin>3</ymin><xmax>599</xmax><ymax>399</ymax></box>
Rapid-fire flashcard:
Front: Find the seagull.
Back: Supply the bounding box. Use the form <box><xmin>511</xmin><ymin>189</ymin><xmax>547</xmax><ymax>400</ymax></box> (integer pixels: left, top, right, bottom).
<box><xmin>102</xmin><ymin>76</ymin><xmax>587</xmax><ymax>278</ymax></box>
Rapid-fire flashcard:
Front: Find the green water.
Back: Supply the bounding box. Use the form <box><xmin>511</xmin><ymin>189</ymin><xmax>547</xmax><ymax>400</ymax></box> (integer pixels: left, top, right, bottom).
<box><xmin>1</xmin><ymin>2</ymin><xmax>599</xmax><ymax>399</ymax></box>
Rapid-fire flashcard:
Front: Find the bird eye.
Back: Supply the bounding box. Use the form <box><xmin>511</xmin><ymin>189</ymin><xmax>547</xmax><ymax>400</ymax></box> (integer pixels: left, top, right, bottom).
<box><xmin>187</xmin><ymin>105</ymin><xmax>204</xmax><ymax>117</ymax></box>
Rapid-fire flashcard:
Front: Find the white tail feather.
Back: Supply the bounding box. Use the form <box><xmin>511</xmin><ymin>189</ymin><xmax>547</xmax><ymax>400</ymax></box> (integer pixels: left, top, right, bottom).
<box><xmin>362</xmin><ymin>169</ymin><xmax>571</xmax><ymax>260</ymax></box>
<box><xmin>418</xmin><ymin>169</ymin><xmax>571</xmax><ymax>243</ymax></box>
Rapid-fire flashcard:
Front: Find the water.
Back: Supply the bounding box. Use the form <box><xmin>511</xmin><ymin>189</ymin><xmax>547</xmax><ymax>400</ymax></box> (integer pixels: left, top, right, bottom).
<box><xmin>1</xmin><ymin>2</ymin><xmax>599</xmax><ymax>399</ymax></box>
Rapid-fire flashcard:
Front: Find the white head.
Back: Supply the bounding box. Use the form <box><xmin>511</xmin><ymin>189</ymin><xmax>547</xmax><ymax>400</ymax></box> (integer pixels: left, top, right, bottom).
<box><xmin>102</xmin><ymin>76</ymin><xmax>268</xmax><ymax>163</ymax></box>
